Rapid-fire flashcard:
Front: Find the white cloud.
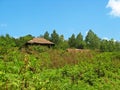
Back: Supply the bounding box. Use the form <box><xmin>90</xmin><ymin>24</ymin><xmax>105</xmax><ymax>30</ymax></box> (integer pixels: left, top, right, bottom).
<box><xmin>106</xmin><ymin>0</ymin><xmax>120</xmax><ymax>17</ymax></box>
<box><xmin>0</xmin><ymin>24</ymin><xmax>7</xmax><ymax>28</ymax></box>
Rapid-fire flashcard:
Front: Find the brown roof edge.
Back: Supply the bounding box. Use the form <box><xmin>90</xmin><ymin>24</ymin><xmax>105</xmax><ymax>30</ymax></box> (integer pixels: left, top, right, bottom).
<box><xmin>27</xmin><ymin>38</ymin><xmax>54</xmax><ymax>45</ymax></box>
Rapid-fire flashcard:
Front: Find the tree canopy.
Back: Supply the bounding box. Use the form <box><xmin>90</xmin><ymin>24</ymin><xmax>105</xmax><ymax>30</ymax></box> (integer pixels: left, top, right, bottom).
<box><xmin>0</xmin><ymin>30</ymin><xmax>120</xmax><ymax>52</ymax></box>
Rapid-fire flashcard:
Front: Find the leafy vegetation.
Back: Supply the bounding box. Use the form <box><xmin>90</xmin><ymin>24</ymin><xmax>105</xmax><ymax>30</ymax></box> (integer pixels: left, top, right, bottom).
<box><xmin>0</xmin><ymin>48</ymin><xmax>120</xmax><ymax>89</ymax></box>
<box><xmin>0</xmin><ymin>30</ymin><xmax>120</xmax><ymax>89</ymax></box>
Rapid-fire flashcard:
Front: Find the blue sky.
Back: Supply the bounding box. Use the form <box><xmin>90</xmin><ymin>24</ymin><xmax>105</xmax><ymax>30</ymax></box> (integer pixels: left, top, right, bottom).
<box><xmin>0</xmin><ymin>0</ymin><xmax>120</xmax><ymax>40</ymax></box>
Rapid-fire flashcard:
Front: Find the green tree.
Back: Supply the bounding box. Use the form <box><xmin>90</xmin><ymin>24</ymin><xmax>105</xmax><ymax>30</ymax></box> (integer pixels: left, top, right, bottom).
<box><xmin>108</xmin><ymin>39</ymin><xmax>115</xmax><ymax>52</ymax></box>
<box><xmin>50</xmin><ymin>30</ymin><xmax>59</xmax><ymax>45</ymax></box>
<box><xmin>85</xmin><ymin>30</ymin><xmax>100</xmax><ymax>50</ymax></box>
<box><xmin>76</xmin><ymin>33</ymin><xmax>85</xmax><ymax>49</ymax></box>
<box><xmin>15</xmin><ymin>34</ymin><xmax>33</xmax><ymax>48</ymax></box>
<box><xmin>68</xmin><ymin>34</ymin><xmax>76</xmax><ymax>48</ymax></box>
<box><xmin>100</xmin><ymin>39</ymin><xmax>120</xmax><ymax>52</ymax></box>
<box><xmin>114</xmin><ymin>41</ymin><xmax>120</xmax><ymax>51</ymax></box>
<box><xmin>100</xmin><ymin>39</ymin><xmax>109</xmax><ymax>52</ymax></box>
<box><xmin>0</xmin><ymin>34</ymin><xmax>16</xmax><ymax>47</ymax></box>
<box><xmin>57</xmin><ymin>35</ymin><xmax>69</xmax><ymax>49</ymax></box>
<box><xmin>44</xmin><ymin>31</ymin><xmax>50</xmax><ymax>40</ymax></box>
<box><xmin>0</xmin><ymin>34</ymin><xmax>16</xmax><ymax>54</ymax></box>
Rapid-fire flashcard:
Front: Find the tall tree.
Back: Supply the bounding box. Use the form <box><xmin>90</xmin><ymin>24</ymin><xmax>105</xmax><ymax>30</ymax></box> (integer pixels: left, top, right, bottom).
<box><xmin>100</xmin><ymin>39</ymin><xmax>109</xmax><ymax>52</ymax></box>
<box><xmin>50</xmin><ymin>30</ymin><xmax>59</xmax><ymax>45</ymax></box>
<box><xmin>68</xmin><ymin>34</ymin><xmax>76</xmax><ymax>48</ymax></box>
<box><xmin>108</xmin><ymin>39</ymin><xmax>115</xmax><ymax>52</ymax></box>
<box><xmin>85</xmin><ymin>30</ymin><xmax>100</xmax><ymax>49</ymax></box>
<box><xmin>57</xmin><ymin>35</ymin><xmax>69</xmax><ymax>49</ymax></box>
<box><xmin>76</xmin><ymin>33</ymin><xmax>85</xmax><ymax>49</ymax></box>
<box><xmin>43</xmin><ymin>31</ymin><xmax>50</xmax><ymax>40</ymax></box>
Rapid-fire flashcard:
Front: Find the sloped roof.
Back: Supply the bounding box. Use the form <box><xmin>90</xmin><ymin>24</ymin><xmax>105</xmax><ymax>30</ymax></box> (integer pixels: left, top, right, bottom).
<box><xmin>27</xmin><ymin>38</ymin><xmax>54</xmax><ymax>45</ymax></box>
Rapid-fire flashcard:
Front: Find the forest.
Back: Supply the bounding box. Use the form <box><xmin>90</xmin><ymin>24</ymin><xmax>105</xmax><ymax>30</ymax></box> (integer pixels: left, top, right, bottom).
<box><xmin>0</xmin><ymin>29</ymin><xmax>120</xmax><ymax>89</ymax></box>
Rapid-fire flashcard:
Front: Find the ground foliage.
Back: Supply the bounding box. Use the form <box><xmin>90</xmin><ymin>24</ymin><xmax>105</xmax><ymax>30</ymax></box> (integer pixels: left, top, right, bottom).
<box><xmin>0</xmin><ymin>47</ymin><xmax>120</xmax><ymax>90</ymax></box>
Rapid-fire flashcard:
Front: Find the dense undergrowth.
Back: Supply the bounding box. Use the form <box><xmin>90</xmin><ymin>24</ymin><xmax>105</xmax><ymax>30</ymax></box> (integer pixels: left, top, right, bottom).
<box><xmin>0</xmin><ymin>46</ymin><xmax>120</xmax><ymax>90</ymax></box>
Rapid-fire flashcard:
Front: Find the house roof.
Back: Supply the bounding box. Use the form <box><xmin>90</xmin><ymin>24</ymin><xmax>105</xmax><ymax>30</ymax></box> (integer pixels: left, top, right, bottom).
<box><xmin>27</xmin><ymin>38</ymin><xmax>54</xmax><ymax>45</ymax></box>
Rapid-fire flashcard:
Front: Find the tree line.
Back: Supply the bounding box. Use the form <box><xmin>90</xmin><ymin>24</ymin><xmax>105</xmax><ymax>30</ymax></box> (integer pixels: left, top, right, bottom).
<box><xmin>0</xmin><ymin>30</ymin><xmax>120</xmax><ymax>52</ymax></box>
<box><xmin>43</xmin><ymin>30</ymin><xmax>120</xmax><ymax>52</ymax></box>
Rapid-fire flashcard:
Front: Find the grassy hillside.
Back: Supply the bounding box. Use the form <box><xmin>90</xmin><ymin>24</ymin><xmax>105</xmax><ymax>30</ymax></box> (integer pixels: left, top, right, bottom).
<box><xmin>0</xmin><ymin>47</ymin><xmax>120</xmax><ymax>90</ymax></box>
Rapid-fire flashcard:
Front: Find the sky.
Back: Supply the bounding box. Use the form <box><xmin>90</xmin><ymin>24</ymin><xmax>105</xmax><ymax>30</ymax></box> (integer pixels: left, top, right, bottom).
<box><xmin>0</xmin><ymin>0</ymin><xmax>120</xmax><ymax>40</ymax></box>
